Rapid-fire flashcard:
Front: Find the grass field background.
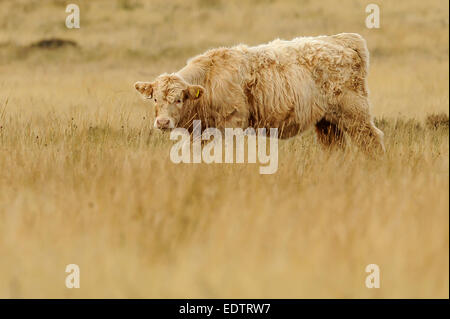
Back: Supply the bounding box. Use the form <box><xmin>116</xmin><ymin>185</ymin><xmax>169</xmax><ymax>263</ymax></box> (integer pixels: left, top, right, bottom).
<box><xmin>0</xmin><ymin>0</ymin><xmax>448</xmax><ymax>298</ymax></box>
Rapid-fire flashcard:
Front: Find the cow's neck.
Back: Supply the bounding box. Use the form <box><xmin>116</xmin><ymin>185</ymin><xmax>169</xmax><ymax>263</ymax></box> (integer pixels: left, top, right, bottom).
<box><xmin>177</xmin><ymin>64</ymin><xmax>214</xmax><ymax>129</ymax></box>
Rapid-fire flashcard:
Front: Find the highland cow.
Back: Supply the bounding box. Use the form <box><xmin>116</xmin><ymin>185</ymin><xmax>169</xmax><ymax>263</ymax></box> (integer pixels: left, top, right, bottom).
<box><xmin>134</xmin><ymin>33</ymin><xmax>385</xmax><ymax>152</ymax></box>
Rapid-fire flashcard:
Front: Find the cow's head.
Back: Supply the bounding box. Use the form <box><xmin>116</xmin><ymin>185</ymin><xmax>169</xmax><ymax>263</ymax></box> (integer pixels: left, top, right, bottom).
<box><xmin>134</xmin><ymin>74</ymin><xmax>205</xmax><ymax>130</ymax></box>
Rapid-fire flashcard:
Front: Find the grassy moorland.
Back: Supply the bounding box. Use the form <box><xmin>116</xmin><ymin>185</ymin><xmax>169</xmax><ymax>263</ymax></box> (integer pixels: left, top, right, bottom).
<box><xmin>0</xmin><ymin>0</ymin><xmax>448</xmax><ymax>298</ymax></box>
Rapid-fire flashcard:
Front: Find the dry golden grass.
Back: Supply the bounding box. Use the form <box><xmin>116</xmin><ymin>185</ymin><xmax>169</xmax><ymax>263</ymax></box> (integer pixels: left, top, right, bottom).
<box><xmin>0</xmin><ymin>0</ymin><xmax>448</xmax><ymax>298</ymax></box>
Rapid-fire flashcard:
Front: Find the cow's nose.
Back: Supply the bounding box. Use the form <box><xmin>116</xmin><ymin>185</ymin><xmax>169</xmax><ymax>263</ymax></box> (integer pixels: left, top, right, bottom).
<box><xmin>156</xmin><ymin>118</ymin><xmax>170</xmax><ymax>128</ymax></box>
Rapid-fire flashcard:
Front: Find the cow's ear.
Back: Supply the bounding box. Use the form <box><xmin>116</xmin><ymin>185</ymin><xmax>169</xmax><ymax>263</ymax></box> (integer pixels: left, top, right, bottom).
<box><xmin>185</xmin><ymin>85</ymin><xmax>205</xmax><ymax>100</ymax></box>
<box><xmin>134</xmin><ymin>81</ymin><xmax>154</xmax><ymax>99</ymax></box>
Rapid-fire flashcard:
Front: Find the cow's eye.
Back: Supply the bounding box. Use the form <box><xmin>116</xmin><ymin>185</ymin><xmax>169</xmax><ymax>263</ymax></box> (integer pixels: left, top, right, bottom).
<box><xmin>177</xmin><ymin>99</ymin><xmax>181</xmax><ymax>103</ymax></box>
<box><xmin>154</xmin><ymin>98</ymin><xmax>157</xmax><ymax>102</ymax></box>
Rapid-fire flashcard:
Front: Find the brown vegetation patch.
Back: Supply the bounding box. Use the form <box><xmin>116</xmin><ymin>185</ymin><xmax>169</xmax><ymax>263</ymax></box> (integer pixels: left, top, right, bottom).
<box><xmin>30</xmin><ymin>38</ymin><xmax>78</xmax><ymax>49</ymax></box>
<box><xmin>426</xmin><ymin>113</ymin><xmax>450</xmax><ymax>129</ymax></box>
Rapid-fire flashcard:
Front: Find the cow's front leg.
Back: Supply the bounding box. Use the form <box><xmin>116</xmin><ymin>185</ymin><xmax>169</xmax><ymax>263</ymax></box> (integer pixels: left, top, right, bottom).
<box><xmin>216</xmin><ymin>107</ymin><xmax>249</xmax><ymax>131</ymax></box>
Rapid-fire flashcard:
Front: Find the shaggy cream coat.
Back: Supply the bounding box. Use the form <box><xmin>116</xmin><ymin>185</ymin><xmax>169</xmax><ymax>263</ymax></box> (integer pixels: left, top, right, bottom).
<box><xmin>135</xmin><ymin>33</ymin><xmax>385</xmax><ymax>152</ymax></box>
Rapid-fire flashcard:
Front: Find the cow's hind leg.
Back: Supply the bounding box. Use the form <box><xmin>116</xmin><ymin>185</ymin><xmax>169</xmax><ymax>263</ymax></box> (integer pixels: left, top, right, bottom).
<box><xmin>337</xmin><ymin>92</ymin><xmax>385</xmax><ymax>154</ymax></box>
<box><xmin>315</xmin><ymin>117</ymin><xmax>346</xmax><ymax>148</ymax></box>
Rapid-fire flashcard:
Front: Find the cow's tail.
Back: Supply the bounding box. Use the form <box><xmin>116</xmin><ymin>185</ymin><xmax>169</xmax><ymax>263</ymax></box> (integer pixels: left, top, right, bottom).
<box><xmin>330</xmin><ymin>33</ymin><xmax>369</xmax><ymax>76</ymax></box>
